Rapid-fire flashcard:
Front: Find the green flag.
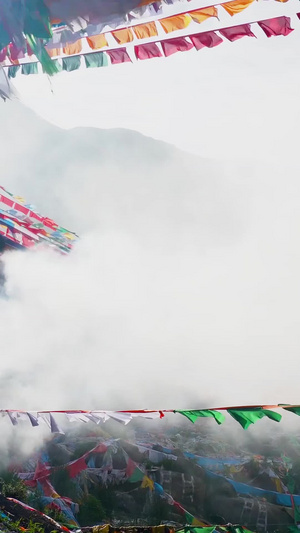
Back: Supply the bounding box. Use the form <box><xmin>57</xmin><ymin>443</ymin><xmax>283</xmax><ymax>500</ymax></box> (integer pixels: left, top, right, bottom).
<box><xmin>8</xmin><ymin>66</ymin><xmax>20</xmax><ymax>78</ymax></box>
<box><xmin>128</xmin><ymin>467</ymin><xmax>145</xmax><ymax>483</ymax></box>
<box><xmin>84</xmin><ymin>52</ymin><xmax>108</xmax><ymax>69</ymax></box>
<box><xmin>62</xmin><ymin>56</ymin><xmax>81</xmax><ymax>72</ymax></box>
<box><xmin>21</xmin><ymin>63</ymin><xmax>38</xmax><ymax>75</ymax></box>
<box><xmin>42</xmin><ymin>59</ymin><xmax>61</xmax><ymax>74</ymax></box>
<box><xmin>227</xmin><ymin>409</ymin><xmax>282</xmax><ymax>429</ymax></box>
<box><xmin>26</xmin><ymin>34</ymin><xmax>59</xmax><ymax>76</ymax></box>
<box><xmin>175</xmin><ymin>410</ymin><xmax>225</xmax><ymax>425</ymax></box>
<box><xmin>284</xmin><ymin>407</ymin><xmax>300</xmax><ymax>417</ymax></box>
<box><xmin>185</xmin><ymin>526</ymin><xmax>216</xmax><ymax>533</ymax></box>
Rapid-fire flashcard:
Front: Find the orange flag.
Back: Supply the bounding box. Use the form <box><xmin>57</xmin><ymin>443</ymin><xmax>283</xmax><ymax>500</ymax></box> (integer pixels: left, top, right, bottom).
<box><xmin>46</xmin><ymin>47</ymin><xmax>61</xmax><ymax>57</ymax></box>
<box><xmin>112</xmin><ymin>28</ymin><xmax>134</xmax><ymax>44</ymax></box>
<box><xmin>222</xmin><ymin>0</ymin><xmax>255</xmax><ymax>16</ymax></box>
<box><xmin>133</xmin><ymin>22</ymin><xmax>158</xmax><ymax>39</ymax></box>
<box><xmin>63</xmin><ymin>40</ymin><xmax>82</xmax><ymax>55</ymax></box>
<box><xmin>190</xmin><ymin>7</ymin><xmax>218</xmax><ymax>23</ymax></box>
<box><xmin>86</xmin><ymin>34</ymin><xmax>108</xmax><ymax>49</ymax></box>
<box><xmin>160</xmin><ymin>14</ymin><xmax>191</xmax><ymax>33</ymax></box>
<box><xmin>138</xmin><ymin>0</ymin><xmax>155</xmax><ymax>5</ymax></box>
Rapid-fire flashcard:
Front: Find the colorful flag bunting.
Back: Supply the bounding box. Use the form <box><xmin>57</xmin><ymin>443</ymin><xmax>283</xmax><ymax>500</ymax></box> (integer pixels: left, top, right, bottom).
<box><xmin>175</xmin><ymin>409</ymin><xmax>226</xmax><ymax>425</ymax></box>
<box><xmin>222</xmin><ymin>0</ymin><xmax>255</xmax><ymax>16</ymax></box>
<box><xmin>141</xmin><ymin>475</ymin><xmax>154</xmax><ymax>490</ymax></box>
<box><xmin>84</xmin><ymin>52</ymin><xmax>108</xmax><ymax>68</ymax></box>
<box><xmin>190</xmin><ymin>31</ymin><xmax>223</xmax><ymax>49</ymax></box>
<box><xmin>133</xmin><ymin>22</ymin><xmax>158</xmax><ymax>39</ymax></box>
<box><xmin>67</xmin><ymin>457</ymin><xmax>88</xmax><ymax>478</ymax></box>
<box><xmin>190</xmin><ymin>7</ymin><xmax>219</xmax><ymax>24</ymax></box>
<box><xmin>63</xmin><ymin>40</ymin><xmax>82</xmax><ymax>56</ymax></box>
<box><xmin>257</xmin><ymin>16</ymin><xmax>293</xmax><ymax>37</ymax></box>
<box><xmin>135</xmin><ymin>42</ymin><xmax>162</xmax><ymax>59</ymax></box>
<box><xmin>8</xmin><ymin>65</ymin><xmax>20</xmax><ymax>78</ymax></box>
<box><xmin>86</xmin><ymin>34</ymin><xmax>108</xmax><ymax>50</ymax></box>
<box><xmin>219</xmin><ymin>23</ymin><xmax>256</xmax><ymax>40</ymax></box>
<box><xmin>112</xmin><ymin>28</ymin><xmax>134</xmax><ymax>44</ymax></box>
<box><xmin>21</xmin><ymin>63</ymin><xmax>38</xmax><ymax>75</ymax></box>
<box><xmin>106</xmin><ymin>48</ymin><xmax>132</xmax><ymax>64</ymax></box>
<box><xmin>46</xmin><ymin>47</ymin><xmax>61</xmax><ymax>57</ymax></box>
<box><xmin>227</xmin><ymin>408</ymin><xmax>282</xmax><ymax>429</ymax></box>
<box><xmin>2</xmin><ymin>405</ymin><xmax>300</xmax><ymax>432</ymax></box>
<box><xmin>284</xmin><ymin>406</ymin><xmax>300</xmax><ymax>416</ymax></box>
<box><xmin>62</xmin><ymin>56</ymin><xmax>81</xmax><ymax>72</ymax></box>
<box><xmin>160</xmin><ymin>14</ymin><xmax>191</xmax><ymax>33</ymax></box>
<box><xmin>161</xmin><ymin>37</ymin><xmax>194</xmax><ymax>56</ymax></box>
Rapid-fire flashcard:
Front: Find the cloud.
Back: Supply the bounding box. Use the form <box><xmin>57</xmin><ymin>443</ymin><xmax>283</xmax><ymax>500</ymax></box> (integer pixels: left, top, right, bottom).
<box><xmin>0</xmin><ymin>102</ymin><xmax>299</xmax><ymax>447</ymax></box>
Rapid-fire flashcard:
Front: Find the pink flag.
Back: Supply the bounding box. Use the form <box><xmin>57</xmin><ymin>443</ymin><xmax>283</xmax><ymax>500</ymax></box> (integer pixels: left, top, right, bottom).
<box><xmin>9</xmin><ymin>43</ymin><xmax>25</xmax><ymax>61</ymax></box>
<box><xmin>257</xmin><ymin>16</ymin><xmax>293</xmax><ymax>37</ymax></box>
<box><xmin>161</xmin><ymin>37</ymin><xmax>194</xmax><ymax>57</ymax></box>
<box><xmin>0</xmin><ymin>47</ymin><xmax>7</xmax><ymax>62</ymax></box>
<box><xmin>219</xmin><ymin>23</ymin><xmax>255</xmax><ymax>41</ymax></box>
<box><xmin>135</xmin><ymin>42</ymin><xmax>162</xmax><ymax>60</ymax></box>
<box><xmin>190</xmin><ymin>31</ymin><xmax>223</xmax><ymax>49</ymax></box>
<box><xmin>106</xmin><ymin>48</ymin><xmax>131</xmax><ymax>64</ymax></box>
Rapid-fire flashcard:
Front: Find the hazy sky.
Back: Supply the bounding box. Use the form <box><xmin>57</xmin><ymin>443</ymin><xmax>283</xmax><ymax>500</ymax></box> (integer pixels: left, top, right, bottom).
<box><xmin>0</xmin><ymin>0</ymin><xmax>300</xmax><ymax>425</ymax></box>
<box><xmin>12</xmin><ymin>0</ymin><xmax>300</xmax><ymax>160</ymax></box>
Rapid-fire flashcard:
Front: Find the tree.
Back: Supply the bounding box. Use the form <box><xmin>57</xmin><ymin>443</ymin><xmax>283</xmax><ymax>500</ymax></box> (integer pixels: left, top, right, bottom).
<box><xmin>0</xmin><ymin>472</ymin><xmax>28</xmax><ymax>502</ymax></box>
<box><xmin>77</xmin><ymin>495</ymin><xmax>105</xmax><ymax>526</ymax></box>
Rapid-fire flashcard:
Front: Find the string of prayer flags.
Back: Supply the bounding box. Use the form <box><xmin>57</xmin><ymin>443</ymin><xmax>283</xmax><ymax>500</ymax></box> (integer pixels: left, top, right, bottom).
<box><xmin>3</xmin><ymin>403</ymin><xmax>300</xmax><ymax>431</ymax></box>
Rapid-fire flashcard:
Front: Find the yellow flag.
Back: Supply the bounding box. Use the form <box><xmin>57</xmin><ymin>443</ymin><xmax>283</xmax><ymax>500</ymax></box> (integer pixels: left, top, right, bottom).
<box><xmin>160</xmin><ymin>14</ymin><xmax>191</xmax><ymax>33</ymax></box>
<box><xmin>191</xmin><ymin>518</ymin><xmax>208</xmax><ymax>526</ymax></box>
<box><xmin>46</xmin><ymin>47</ymin><xmax>61</xmax><ymax>57</ymax></box>
<box><xmin>190</xmin><ymin>7</ymin><xmax>218</xmax><ymax>23</ymax></box>
<box><xmin>112</xmin><ymin>28</ymin><xmax>134</xmax><ymax>44</ymax></box>
<box><xmin>86</xmin><ymin>34</ymin><xmax>108</xmax><ymax>50</ymax></box>
<box><xmin>133</xmin><ymin>22</ymin><xmax>158</xmax><ymax>39</ymax></box>
<box><xmin>14</xmin><ymin>196</ymin><xmax>26</xmax><ymax>203</ymax></box>
<box><xmin>141</xmin><ymin>475</ymin><xmax>154</xmax><ymax>490</ymax></box>
<box><xmin>63</xmin><ymin>39</ymin><xmax>82</xmax><ymax>55</ymax></box>
<box><xmin>222</xmin><ymin>0</ymin><xmax>255</xmax><ymax>16</ymax></box>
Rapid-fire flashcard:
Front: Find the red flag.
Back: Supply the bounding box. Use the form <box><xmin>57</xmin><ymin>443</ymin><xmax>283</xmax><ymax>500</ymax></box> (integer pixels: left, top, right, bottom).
<box><xmin>9</xmin><ymin>43</ymin><xmax>25</xmax><ymax>61</ymax></box>
<box><xmin>190</xmin><ymin>31</ymin><xmax>223</xmax><ymax>49</ymax></box>
<box><xmin>135</xmin><ymin>43</ymin><xmax>162</xmax><ymax>60</ymax></box>
<box><xmin>126</xmin><ymin>458</ymin><xmax>137</xmax><ymax>477</ymax></box>
<box><xmin>219</xmin><ymin>23</ymin><xmax>255</xmax><ymax>41</ymax></box>
<box><xmin>258</xmin><ymin>16</ymin><xmax>293</xmax><ymax>37</ymax></box>
<box><xmin>161</xmin><ymin>37</ymin><xmax>194</xmax><ymax>57</ymax></box>
<box><xmin>34</xmin><ymin>460</ymin><xmax>51</xmax><ymax>480</ymax></box>
<box><xmin>173</xmin><ymin>501</ymin><xmax>185</xmax><ymax>515</ymax></box>
<box><xmin>93</xmin><ymin>443</ymin><xmax>108</xmax><ymax>454</ymax></box>
<box><xmin>67</xmin><ymin>457</ymin><xmax>87</xmax><ymax>478</ymax></box>
<box><xmin>106</xmin><ymin>48</ymin><xmax>131</xmax><ymax>64</ymax></box>
<box><xmin>0</xmin><ymin>195</ymin><xmax>14</xmax><ymax>207</ymax></box>
<box><xmin>0</xmin><ymin>47</ymin><xmax>7</xmax><ymax>62</ymax></box>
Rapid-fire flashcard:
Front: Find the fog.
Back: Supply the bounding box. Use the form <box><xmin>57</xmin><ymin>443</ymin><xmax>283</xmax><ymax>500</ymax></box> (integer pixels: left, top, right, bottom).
<box><xmin>0</xmin><ymin>101</ymin><xmax>299</xmax><ymax>431</ymax></box>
